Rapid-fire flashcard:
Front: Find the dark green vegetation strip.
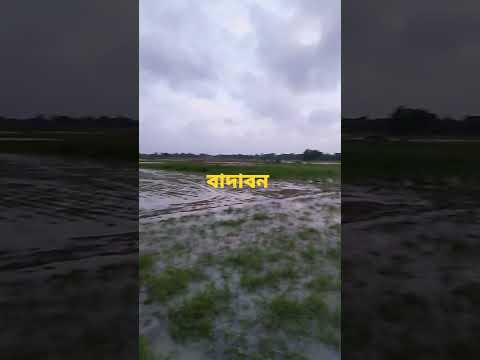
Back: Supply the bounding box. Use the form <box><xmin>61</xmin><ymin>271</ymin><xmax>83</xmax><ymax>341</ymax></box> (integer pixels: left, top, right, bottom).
<box><xmin>168</xmin><ymin>284</ymin><xmax>231</xmax><ymax>342</ymax></box>
<box><xmin>139</xmin><ymin>336</ymin><xmax>173</xmax><ymax>360</ymax></box>
<box><xmin>263</xmin><ymin>294</ymin><xmax>340</xmax><ymax>348</ymax></box>
<box><xmin>306</xmin><ymin>274</ymin><xmax>339</xmax><ymax>291</ymax></box>
<box><xmin>0</xmin><ymin>129</ymin><xmax>138</xmax><ymax>160</ymax></box>
<box><xmin>343</xmin><ymin>140</ymin><xmax>480</xmax><ymax>180</ymax></box>
<box><xmin>144</xmin><ymin>266</ymin><xmax>203</xmax><ymax>303</ymax></box>
<box><xmin>140</xmin><ymin>161</ymin><xmax>340</xmax><ymax>180</ymax></box>
<box><xmin>139</xmin><ymin>336</ymin><xmax>156</xmax><ymax>360</ymax></box>
<box><xmin>140</xmin><ymin>253</ymin><xmax>156</xmax><ymax>283</ymax></box>
<box><xmin>264</xmin><ymin>294</ymin><xmax>329</xmax><ymax>332</ymax></box>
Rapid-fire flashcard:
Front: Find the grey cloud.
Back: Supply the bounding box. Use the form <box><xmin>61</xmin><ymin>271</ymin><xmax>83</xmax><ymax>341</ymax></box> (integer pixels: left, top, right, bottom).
<box><xmin>230</xmin><ymin>73</ymin><xmax>298</xmax><ymax>123</ymax></box>
<box><xmin>0</xmin><ymin>0</ymin><xmax>138</xmax><ymax>118</ymax></box>
<box><xmin>140</xmin><ymin>1</ymin><xmax>223</xmax><ymax>99</ymax></box>
<box><xmin>141</xmin><ymin>41</ymin><xmax>218</xmax><ymax>98</ymax></box>
<box><xmin>308</xmin><ymin>109</ymin><xmax>339</xmax><ymax>126</ymax></box>
<box><xmin>141</xmin><ymin>42</ymin><xmax>216</xmax><ymax>85</ymax></box>
<box><xmin>249</xmin><ymin>2</ymin><xmax>340</xmax><ymax>93</ymax></box>
<box><xmin>343</xmin><ymin>0</ymin><xmax>480</xmax><ymax>117</ymax></box>
<box><xmin>140</xmin><ymin>0</ymin><xmax>340</xmax><ymax>154</ymax></box>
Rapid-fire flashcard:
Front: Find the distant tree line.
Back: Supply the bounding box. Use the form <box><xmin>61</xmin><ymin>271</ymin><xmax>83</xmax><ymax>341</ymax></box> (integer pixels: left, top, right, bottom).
<box><xmin>0</xmin><ymin>115</ymin><xmax>137</xmax><ymax>130</ymax></box>
<box><xmin>343</xmin><ymin>106</ymin><xmax>480</xmax><ymax>136</ymax></box>
<box><xmin>141</xmin><ymin>149</ymin><xmax>341</xmax><ymax>162</ymax></box>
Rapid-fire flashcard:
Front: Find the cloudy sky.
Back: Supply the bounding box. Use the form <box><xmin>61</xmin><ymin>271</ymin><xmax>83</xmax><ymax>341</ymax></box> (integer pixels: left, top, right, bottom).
<box><xmin>343</xmin><ymin>0</ymin><xmax>480</xmax><ymax>118</ymax></box>
<box><xmin>0</xmin><ymin>0</ymin><xmax>137</xmax><ymax>118</ymax></box>
<box><xmin>140</xmin><ymin>0</ymin><xmax>340</xmax><ymax>154</ymax></box>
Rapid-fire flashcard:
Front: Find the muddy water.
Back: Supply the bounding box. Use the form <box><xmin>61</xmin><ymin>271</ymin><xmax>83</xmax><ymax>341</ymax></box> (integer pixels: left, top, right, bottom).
<box><xmin>0</xmin><ymin>153</ymin><xmax>138</xmax><ymax>359</ymax></box>
<box><xmin>140</xmin><ymin>169</ymin><xmax>341</xmax><ymax>360</ymax></box>
<box><xmin>140</xmin><ymin>169</ymin><xmax>338</xmax><ymax>221</ymax></box>
<box><xmin>342</xmin><ymin>181</ymin><xmax>480</xmax><ymax>358</ymax></box>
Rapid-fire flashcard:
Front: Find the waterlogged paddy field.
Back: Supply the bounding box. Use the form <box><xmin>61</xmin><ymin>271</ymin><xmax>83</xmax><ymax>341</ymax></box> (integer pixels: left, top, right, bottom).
<box><xmin>140</xmin><ymin>169</ymin><xmax>341</xmax><ymax>360</ymax></box>
<box><xmin>343</xmin><ymin>181</ymin><xmax>480</xmax><ymax>358</ymax></box>
<box><xmin>0</xmin><ymin>154</ymin><xmax>138</xmax><ymax>358</ymax></box>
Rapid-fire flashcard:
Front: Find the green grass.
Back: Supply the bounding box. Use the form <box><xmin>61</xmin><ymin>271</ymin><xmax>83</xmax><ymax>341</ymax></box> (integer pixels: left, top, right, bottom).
<box><xmin>297</xmin><ymin>227</ymin><xmax>320</xmax><ymax>241</ymax></box>
<box><xmin>318</xmin><ymin>327</ymin><xmax>341</xmax><ymax>349</ymax></box>
<box><xmin>303</xmin><ymin>294</ymin><xmax>330</xmax><ymax>321</ymax></box>
<box><xmin>263</xmin><ymin>294</ymin><xmax>331</xmax><ymax>335</ymax></box>
<box><xmin>140</xmin><ymin>253</ymin><xmax>156</xmax><ymax>282</ymax></box>
<box><xmin>326</xmin><ymin>244</ymin><xmax>341</xmax><ymax>263</ymax></box>
<box><xmin>140</xmin><ymin>161</ymin><xmax>340</xmax><ymax>180</ymax></box>
<box><xmin>224</xmin><ymin>247</ymin><xmax>265</xmax><ymax>272</ymax></box>
<box><xmin>306</xmin><ymin>274</ymin><xmax>339</xmax><ymax>292</ymax></box>
<box><xmin>300</xmin><ymin>244</ymin><xmax>316</xmax><ymax>263</ymax></box>
<box><xmin>145</xmin><ymin>266</ymin><xmax>203</xmax><ymax>303</ymax></box>
<box><xmin>252</xmin><ymin>212</ymin><xmax>270</xmax><ymax>221</ymax></box>
<box><xmin>264</xmin><ymin>295</ymin><xmax>311</xmax><ymax>334</ymax></box>
<box><xmin>343</xmin><ymin>140</ymin><xmax>480</xmax><ymax>180</ymax></box>
<box><xmin>168</xmin><ymin>284</ymin><xmax>231</xmax><ymax>342</ymax></box>
<box><xmin>240</xmin><ymin>266</ymin><xmax>298</xmax><ymax>291</ymax></box>
<box><xmin>139</xmin><ymin>336</ymin><xmax>174</xmax><ymax>360</ymax></box>
<box><xmin>217</xmin><ymin>218</ymin><xmax>247</xmax><ymax>227</ymax></box>
<box><xmin>139</xmin><ymin>336</ymin><xmax>154</xmax><ymax>360</ymax></box>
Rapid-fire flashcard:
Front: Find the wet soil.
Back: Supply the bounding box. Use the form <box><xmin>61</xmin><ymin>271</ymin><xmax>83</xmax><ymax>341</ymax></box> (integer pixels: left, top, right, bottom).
<box><xmin>140</xmin><ymin>169</ymin><xmax>341</xmax><ymax>360</ymax></box>
<box><xmin>0</xmin><ymin>154</ymin><xmax>138</xmax><ymax>359</ymax></box>
<box><xmin>342</xmin><ymin>181</ymin><xmax>480</xmax><ymax>359</ymax></box>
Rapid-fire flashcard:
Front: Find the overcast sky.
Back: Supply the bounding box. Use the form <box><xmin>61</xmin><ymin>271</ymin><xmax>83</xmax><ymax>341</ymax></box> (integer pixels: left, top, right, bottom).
<box><xmin>343</xmin><ymin>0</ymin><xmax>480</xmax><ymax>118</ymax></box>
<box><xmin>140</xmin><ymin>0</ymin><xmax>340</xmax><ymax>154</ymax></box>
<box><xmin>0</xmin><ymin>0</ymin><xmax>137</xmax><ymax>119</ymax></box>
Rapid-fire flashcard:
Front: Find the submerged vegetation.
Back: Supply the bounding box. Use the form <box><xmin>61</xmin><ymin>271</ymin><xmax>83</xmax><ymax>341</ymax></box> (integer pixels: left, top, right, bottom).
<box><xmin>140</xmin><ymin>253</ymin><xmax>156</xmax><ymax>283</ymax></box>
<box><xmin>140</xmin><ymin>218</ymin><xmax>341</xmax><ymax>358</ymax></box>
<box><xmin>144</xmin><ymin>266</ymin><xmax>203</xmax><ymax>303</ymax></box>
<box><xmin>139</xmin><ymin>336</ymin><xmax>156</xmax><ymax>360</ymax></box>
<box><xmin>168</xmin><ymin>284</ymin><xmax>231</xmax><ymax>342</ymax></box>
<box><xmin>139</xmin><ymin>165</ymin><xmax>340</xmax><ymax>359</ymax></box>
<box><xmin>240</xmin><ymin>266</ymin><xmax>298</xmax><ymax>291</ymax></box>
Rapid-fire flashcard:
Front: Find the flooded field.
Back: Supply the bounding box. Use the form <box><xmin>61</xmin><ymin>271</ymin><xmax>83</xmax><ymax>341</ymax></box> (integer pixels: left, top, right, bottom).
<box><xmin>140</xmin><ymin>169</ymin><xmax>341</xmax><ymax>360</ymax></box>
<box><xmin>342</xmin><ymin>181</ymin><xmax>480</xmax><ymax>358</ymax></box>
<box><xmin>0</xmin><ymin>153</ymin><xmax>138</xmax><ymax>359</ymax></box>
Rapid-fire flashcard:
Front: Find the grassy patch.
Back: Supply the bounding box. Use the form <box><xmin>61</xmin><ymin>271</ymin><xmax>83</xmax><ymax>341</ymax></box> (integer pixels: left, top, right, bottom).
<box><xmin>306</xmin><ymin>274</ymin><xmax>339</xmax><ymax>292</ymax></box>
<box><xmin>139</xmin><ymin>336</ymin><xmax>176</xmax><ymax>360</ymax></box>
<box><xmin>326</xmin><ymin>244</ymin><xmax>341</xmax><ymax>263</ymax></box>
<box><xmin>140</xmin><ymin>161</ymin><xmax>340</xmax><ymax>180</ymax></box>
<box><xmin>140</xmin><ymin>253</ymin><xmax>156</xmax><ymax>283</ymax></box>
<box><xmin>304</xmin><ymin>294</ymin><xmax>330</xmax><ymax>321</ymax></box>
<box><xmin>163</xmin><ymin>243</ymin><xmax>189</xmax><ymax>257</ymax></box>
<box><xmin>224</xmin><ymin>247</ymin><xmax>265</xmax><ymax>272</ymax></box>
<box><xmin>297</xmin><ymin>227</ymin><xmax>320</xmax><ymax>241</ymax></box>
<box><xmin>252</xmin><ymin>212</ymin><xmax>270</xmax><ymax>221</ymax></box>
<box><xmin>300</xmin><ymin>244</ymin><xmax>316</xmax><ymax>263</ymax></box>
<box><xmin>139</xmin><ymin>336</ymin><xmax>155</xmax><ymax>360</ymax></box>
<box><xmin>264</xmin><ymin>295</ymin><xmax>311</xmax><ymax>334</ymax></box>
<box><xmin>318</xmin><ymin>327</ymin><xmax>341</xmax><ymax>350</ymax></box>
<box><xmin>240</xmin><ymin>266</ymin><xmax>298</xmax><ymax>291</ymax></box>
<box><xmin>145</xmin><ymin>266</ymin><xmax>203</xmax><ymax>303</ymax></box>
<box><xmin>217</xmin><ymin>218</ymin><xmax>247</xmax><ymax>227</ymax></box>
<box><xmin>263</xmin><ymin>294</ymin><xmax>331</xmax><ymax>336</ymax></box>
<box><xmin>168</xmin><ymin>284</ymin><xmax>231</xmax><ymax>342</ymax></box>
<box><xmin>197</xmin><ymin>252</ymin><xmax>217</xmax><ymax>266</ymax></box>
